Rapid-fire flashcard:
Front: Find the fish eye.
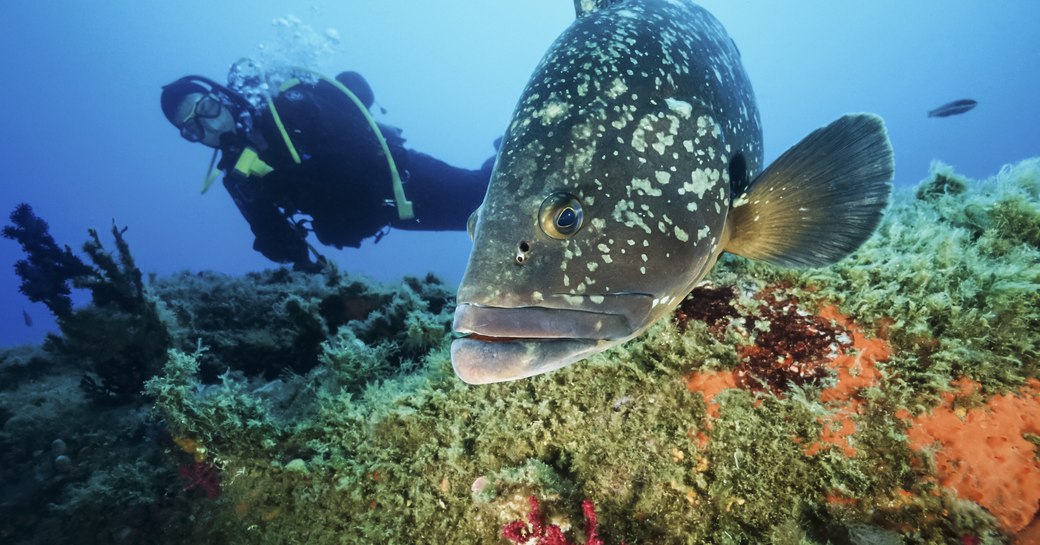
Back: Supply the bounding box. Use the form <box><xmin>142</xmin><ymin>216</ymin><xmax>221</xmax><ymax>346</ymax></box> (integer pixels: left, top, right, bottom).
<box><xmin>538</xmin><ymin>192</ymin><xmax>584</xmax><ymax>239</ymax></box>
<box><xmin>466</xmin><ymin>208</ymin><xmax>480</xmax><ymax>240</ymax></box>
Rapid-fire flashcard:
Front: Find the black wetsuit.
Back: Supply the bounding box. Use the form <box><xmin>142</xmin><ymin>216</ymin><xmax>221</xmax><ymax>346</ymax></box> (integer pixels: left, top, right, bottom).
<box><xmin>215</xmin><ymin>76</ymin><xmax>492</xmax><ymax>270</ymax></box>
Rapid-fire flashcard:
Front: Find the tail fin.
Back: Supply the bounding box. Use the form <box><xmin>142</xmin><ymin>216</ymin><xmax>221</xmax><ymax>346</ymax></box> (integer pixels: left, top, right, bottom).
<box><xmin>725</xmin><ymin>113</ymin><xmax>894</xmax><ymax>267</ymax></box>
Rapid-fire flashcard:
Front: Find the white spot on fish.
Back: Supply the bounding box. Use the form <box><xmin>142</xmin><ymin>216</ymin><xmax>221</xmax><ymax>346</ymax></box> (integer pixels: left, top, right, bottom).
<box><xmin>563</xmin><ymin>295</ymin><xmax>585</xmax><ymax>306</ymax></box>
<box><xmin>611</xmin><ymin>199</ymin><xmax>652</xmax><ymax>234</ymax></box>
<box><xmin>631</xmin><ymin>177</ymin><xmax>662</xmax><ymax>197</ymax></box>
<box><xmin>607</xmin><ymin>78</ymin><xmax>628</xmax><ymax>100</ymax></box>
<box><xmin>665</xmin><ymin>97</ymin><xmax>693</xmax><ymax>119</ymax></box>
<box><xmin>535</xmin><ymin>101</ymin><xmax>570</xmax><ymax>126</ymax></box>
<box><xmin>682</xmin><ymin>169</ymin><xmax>717</xmax><ymax>198</ymax></box>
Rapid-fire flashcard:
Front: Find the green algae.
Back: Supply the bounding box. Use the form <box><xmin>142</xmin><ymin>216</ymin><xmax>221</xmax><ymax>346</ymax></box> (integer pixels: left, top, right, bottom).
<box><xmin>149</xmin><ymin>269</ymin><xmax>454</xmax><ymax>383</ymax></box>
<box><xmin>142</xmin><ymin>159</ymin><xmax>1038</xmax><ymax>544</ymax></box>
<box><xmin>810</xmin><ymin>159</ymin><xmax>1040</xmax><ymax>398</ymax></box>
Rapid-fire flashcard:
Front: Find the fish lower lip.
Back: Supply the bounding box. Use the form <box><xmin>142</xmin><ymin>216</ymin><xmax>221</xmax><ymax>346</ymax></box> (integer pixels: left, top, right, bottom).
<box><xmin>451</xmin><ymin>337</ymin><xmax>604</xmax><ymax>384</ymax></box>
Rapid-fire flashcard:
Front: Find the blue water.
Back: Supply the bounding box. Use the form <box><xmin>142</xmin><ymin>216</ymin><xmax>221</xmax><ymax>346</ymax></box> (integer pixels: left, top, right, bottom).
<box><xmin>1</xmin><ymin>1</ymin><xmax>1038</xmax><ymax>347</ymax></box>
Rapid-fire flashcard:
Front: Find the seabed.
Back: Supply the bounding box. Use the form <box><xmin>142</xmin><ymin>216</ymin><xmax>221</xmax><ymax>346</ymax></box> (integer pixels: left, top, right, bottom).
<box><xmin>1</xmin><ymin>158</ymin><xmax>1038</xmax><ymax>544</ymax></box>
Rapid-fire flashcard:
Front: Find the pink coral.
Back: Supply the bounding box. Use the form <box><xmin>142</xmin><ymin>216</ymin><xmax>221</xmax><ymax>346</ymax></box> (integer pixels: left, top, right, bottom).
<box><xmin>502</xmin><ymin>496</ymin><xmax>620</xmax><ymax>545</ymax></box>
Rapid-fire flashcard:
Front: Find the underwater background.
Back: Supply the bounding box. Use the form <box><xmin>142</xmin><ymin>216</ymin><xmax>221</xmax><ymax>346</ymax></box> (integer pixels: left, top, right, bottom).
<box><xmin>1</xmin><ymin>2</ymin><xmax>1039</xmax><ymax>544</ymax></box>
<box><xmin>2</xmin><ymin>0</ymin><xmax>1038</xmax><ymax>345</ymax></box>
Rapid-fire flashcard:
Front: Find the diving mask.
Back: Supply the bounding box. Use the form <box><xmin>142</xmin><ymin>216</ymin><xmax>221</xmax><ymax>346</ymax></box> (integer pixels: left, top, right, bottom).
<box><xmin>179</xmin><ymin>94</ymin><xmax>224</xmax><ymax>143</ymax></box>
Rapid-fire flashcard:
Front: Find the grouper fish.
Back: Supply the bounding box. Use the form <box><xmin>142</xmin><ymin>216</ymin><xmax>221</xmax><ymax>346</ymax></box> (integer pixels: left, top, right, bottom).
<box><xmin>452</xmin><ymin>0</ymin><xmax>894</xmax><ymax>384</ymax></box>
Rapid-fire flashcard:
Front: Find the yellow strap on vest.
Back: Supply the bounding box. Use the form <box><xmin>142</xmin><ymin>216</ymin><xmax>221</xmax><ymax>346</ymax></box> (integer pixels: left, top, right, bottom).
<box><xmin>233</xmin><ymin>147</ymin><xmax>274</xmax><ymax>178</ymax></box>
<box><xmin>200</xmin><ymin>147</ymin><xmax>221</xmax><ymax>194</ymax></box>
<box><xmin>273</xmin><ymin>71</ymin><xmax>415</xmax><ymax>221</ymax></box>
<box><xmin>320</xmin><ymin>75</ymin><xmax>414</xmax><ymax>221</ymax></box>
<box><xmin>267</xmin><ymin>89</ymin><xmax>302</xmax><ymax>165</ymax></box>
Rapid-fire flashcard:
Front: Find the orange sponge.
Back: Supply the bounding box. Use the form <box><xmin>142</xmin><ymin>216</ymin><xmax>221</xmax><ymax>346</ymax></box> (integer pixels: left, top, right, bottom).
<box><xmin>903</xmin><ymin>378</ymin><xmax>1040</xmax><ymax>533</ymax></box>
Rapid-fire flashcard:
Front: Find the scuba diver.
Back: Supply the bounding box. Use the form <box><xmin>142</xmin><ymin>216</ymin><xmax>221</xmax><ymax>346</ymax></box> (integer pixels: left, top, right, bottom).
<box><xmin>160</xmin><ymin>63</ymin><xmax>494</xmax><ymax>272</ymax></box>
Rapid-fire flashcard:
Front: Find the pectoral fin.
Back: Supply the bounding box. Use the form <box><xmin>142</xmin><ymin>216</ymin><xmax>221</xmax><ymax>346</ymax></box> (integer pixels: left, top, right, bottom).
<box><xmin>725</xmin><ymin>113</ymin><xmax>894</xmax><ymax>267</ymax></box>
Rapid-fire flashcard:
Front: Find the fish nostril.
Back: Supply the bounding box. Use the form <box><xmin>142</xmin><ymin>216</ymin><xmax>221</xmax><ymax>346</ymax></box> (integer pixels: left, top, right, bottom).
<box><xmin>515</xmin><ymin>241</ymin><xmax>531</xmax><ymax>265</ymax></box>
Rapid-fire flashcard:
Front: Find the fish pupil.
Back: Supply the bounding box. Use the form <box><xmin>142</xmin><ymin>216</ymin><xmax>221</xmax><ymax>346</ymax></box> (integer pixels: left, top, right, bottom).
<box><xmin>556</xmin><ymin>208</ymin><xmax>577</xmax><ymax>228</ymax></box>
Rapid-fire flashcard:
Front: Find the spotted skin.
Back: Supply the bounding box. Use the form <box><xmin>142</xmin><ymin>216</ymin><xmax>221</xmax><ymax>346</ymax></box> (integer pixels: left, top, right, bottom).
<box><xmin>452</xmin><ymin>0</ymin><xmax>862</xmax><ymax>384</ymax></box>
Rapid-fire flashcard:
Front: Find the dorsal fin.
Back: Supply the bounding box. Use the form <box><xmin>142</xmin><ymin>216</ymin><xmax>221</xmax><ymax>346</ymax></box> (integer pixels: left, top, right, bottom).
<box><xmin>573</xmin><ymin>0</ymin><xmax>624</xmax><ymax>18</ymax></box>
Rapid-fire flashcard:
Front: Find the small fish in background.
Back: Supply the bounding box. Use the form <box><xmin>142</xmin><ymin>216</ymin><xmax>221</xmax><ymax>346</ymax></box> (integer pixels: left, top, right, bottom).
<box><xmin>22</xmin><ymin>309</ymin><xmax>32</xmax><ymax>327</ymax></box>
<box><xmin>928</xmin><ymin>99</ymin><xmax>977</xmax><ymax>118</ymax></box>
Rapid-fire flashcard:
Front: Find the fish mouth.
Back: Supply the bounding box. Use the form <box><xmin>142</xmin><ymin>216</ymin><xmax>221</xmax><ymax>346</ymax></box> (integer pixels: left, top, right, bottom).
<box><xmin>450</xmin><ymin>294</ymin><xmax>653</xmax><ymax>384</ymax></box>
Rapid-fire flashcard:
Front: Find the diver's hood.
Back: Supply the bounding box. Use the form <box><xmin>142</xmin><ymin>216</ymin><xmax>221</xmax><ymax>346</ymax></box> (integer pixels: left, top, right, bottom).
<box><xmin>161</xmin><ymin>75</ymin><xmax>254</xmax><ymax>132</ymax></box>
